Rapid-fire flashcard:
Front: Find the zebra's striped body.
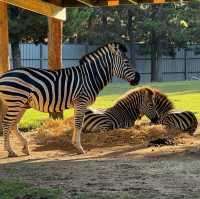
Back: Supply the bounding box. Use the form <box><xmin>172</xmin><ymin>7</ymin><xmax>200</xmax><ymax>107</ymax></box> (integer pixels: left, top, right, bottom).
<box><xmin>82</xmin><ymin>87</ymin><xmax>159</xmax><ymax>132</ymax></box>
<box><xmin>157</xmin><ymin>111</ymin><xmax>198</xmax><ymax>135</ymax></box>
<box><xmin>0</xmin><ymin>67</ymin><xmax>83</xmax><ymax>113</ymax></box>
<box><xmin>0</xmin><ymin>42</ymin><xmax>140</xmax><ymax>157</ymax></box>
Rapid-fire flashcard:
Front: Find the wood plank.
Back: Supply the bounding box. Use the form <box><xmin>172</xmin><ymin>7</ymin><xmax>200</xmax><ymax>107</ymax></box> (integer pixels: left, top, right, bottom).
<box><xmin>48</xmin><ymin>0</ymin><xmax>63</xmax><ymax>70</ymax></box>
<box><xmin>48</xmin><ymin>15</ymin><xmax>63</xmax><ymax>119</ymax></box>
<box><xmin>126</xmin><ymin>0</ymin><xmax>137</xmax><ymax>4</ymax></box>
<box><xmin>48</xmin><ymin>17</ymin><xmax>63</xmax><ymax>70</ymax></box>
<box><xmin>108</xmin><ymin>0</ymin><xmax>119</xmax><ymax>6</ymax></box>
<box><xmin>0</xmin><ymin>2</ymin><xmax>10</xmax><ymax>73</ymax></box>
<box><xmin>153</xmin><ymin>0</ymin><xmax>165</xmax><ymax>3</ymax></box>
<box><xmin>0</xmin><ymin>0</ymin><xmax>66</xmax><ymax>21</ymax></box>
<box><xmin>76</xmin><ymin>0</ymin><xmax>94</xmax><ymax>7</ymax></box>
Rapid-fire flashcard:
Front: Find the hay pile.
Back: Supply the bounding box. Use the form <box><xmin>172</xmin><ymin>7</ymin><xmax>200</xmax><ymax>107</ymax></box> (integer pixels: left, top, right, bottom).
<box><xmin>34</xmin><ymin>118</ymin><xmax>191</xmax><ymax>150</ymax></box>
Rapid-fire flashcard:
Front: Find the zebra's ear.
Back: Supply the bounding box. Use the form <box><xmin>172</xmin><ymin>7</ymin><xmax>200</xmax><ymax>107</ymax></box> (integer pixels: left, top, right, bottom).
<box><xmin>108</xmin><ymin>44</ymin><xmax>117</xmax><ymax>54</ymax></box>
<box><xmin>144</xmin><ymin>88</ymin><xmax>155</xmax><ymax>100</ymax></box>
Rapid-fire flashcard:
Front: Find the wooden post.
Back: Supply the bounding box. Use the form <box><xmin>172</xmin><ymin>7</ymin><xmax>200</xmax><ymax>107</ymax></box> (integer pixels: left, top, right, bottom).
<box><xmin>48</xmin><ymin>17</ymin><xmax>63</xmax><ymax>70</ymax></box>
<box><xmin>48</xmin><ymin>16</ymin><xmax>63</xmax><ymax>119</ymax></box>
<box><xmin>0</xmin><ymin>2</ymin><xmax>10</xmax><ymax>73</ymax></box>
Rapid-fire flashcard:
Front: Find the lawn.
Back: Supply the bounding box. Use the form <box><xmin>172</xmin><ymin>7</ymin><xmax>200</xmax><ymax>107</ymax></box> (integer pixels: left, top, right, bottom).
<box><xmin>19</xmin><ymin>80</ymin><xmax>200</xmax><ymax>130</ymax></box>
<box><xmin>0</xmin><ymin>180</ymin><xmax>60</xmax><ymax>199</ymax></box>
<box><xmin>1</xmin><ymin>80</ymin><xmax>200</xmax><ymax>199</ymax></box>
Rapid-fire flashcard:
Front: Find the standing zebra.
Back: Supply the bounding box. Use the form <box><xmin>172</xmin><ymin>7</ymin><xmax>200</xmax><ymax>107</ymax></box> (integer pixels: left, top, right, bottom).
<box><xmin>82</xmin><ymin>87</ymin><xmax>159</xmax><ymax>132</ymax></box>
<box><xmin>0</xmin><ymin>42</ymin><xmax>140</xmax><ymax>157</ymax></box>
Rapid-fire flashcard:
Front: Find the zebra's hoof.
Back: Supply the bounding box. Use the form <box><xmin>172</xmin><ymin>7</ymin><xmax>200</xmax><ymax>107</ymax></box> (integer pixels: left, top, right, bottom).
<box><xmin>8</xmin><ymin>151</ymin><xmax>18</xmax><ymax>158</ymax></box>
<box><xmin>73</xmin><ymin>144</ymin><xmax>86</xmax><ymax>154</ymax></box>
<box><xmin>22</xmin><ymin>146</ymin><xmax>30</xmax><ymax>155</ymax></box>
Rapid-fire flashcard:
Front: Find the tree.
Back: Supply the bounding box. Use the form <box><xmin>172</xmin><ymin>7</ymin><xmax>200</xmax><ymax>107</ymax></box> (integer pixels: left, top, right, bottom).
<box><xmin>8</xmin><ymin>6</ymin><xmax>48</xmax><ymax>68</ymax></box>
<box><xmin>128</xmin><ymin>3</ymin><xmax>197</xmax><ymax>82</ymax></box>
<box><xmin>63</xmin><ymin>8</ymin><xmax>92</xmax><ymax>43</ymax></box>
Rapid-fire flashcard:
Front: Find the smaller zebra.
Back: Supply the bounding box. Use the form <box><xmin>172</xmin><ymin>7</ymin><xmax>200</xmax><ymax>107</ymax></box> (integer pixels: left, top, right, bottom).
<box><xmin>82</xmin><ymin>87</ymin><xmax>159</xmax><ymax>132</ymax></box>
<box><xmin>147</xmin><ymin>89</ymin><xmax>198</xmax><ymax>134</ymax></box>
<box><xmin>156</xmin><ymin>111</ymin><xmax>198</xmax><ymax>135</ymax></box>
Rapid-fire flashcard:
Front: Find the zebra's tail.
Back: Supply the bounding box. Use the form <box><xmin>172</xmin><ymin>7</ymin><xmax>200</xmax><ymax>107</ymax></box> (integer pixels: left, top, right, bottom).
<box><xmin>0</xmin><ymin>97</ymin><xmax>8</xmax><ymax>128</ymax></box>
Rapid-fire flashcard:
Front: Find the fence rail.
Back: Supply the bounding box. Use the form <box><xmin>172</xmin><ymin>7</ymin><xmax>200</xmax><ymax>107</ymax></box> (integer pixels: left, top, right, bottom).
<box><xmin>9</xmin><ymin>43</ymin><xmax>200</xmax><ymax>82</ymax></box>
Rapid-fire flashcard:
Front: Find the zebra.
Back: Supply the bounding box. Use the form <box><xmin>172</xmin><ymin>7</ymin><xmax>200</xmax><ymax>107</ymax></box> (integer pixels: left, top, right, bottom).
<box><xmin>144</xmin><ymin>89</ymin><xmax>198</xmax><ymax>134</ymax></box>
<box><xmin>0</xmin><ymin>42</ymin><xmax>140</xmax><ymax>157</ymax></box>
<box><xmin>156</xmin><ymin>110</ymin><xmax>198</xmax><ymax>135</ymax></box>
<box><xmin>82</xmin><ymin>87</ymin><xmax>159</xmax><ymax>132</ymax></box>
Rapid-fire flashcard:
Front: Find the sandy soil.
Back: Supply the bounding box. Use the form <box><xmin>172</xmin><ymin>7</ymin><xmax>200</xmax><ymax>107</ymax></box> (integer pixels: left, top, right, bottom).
<box><xmin>1</xmin><ymin>119</ymin><xmax>200</xmax><ymax>199</ymax></box>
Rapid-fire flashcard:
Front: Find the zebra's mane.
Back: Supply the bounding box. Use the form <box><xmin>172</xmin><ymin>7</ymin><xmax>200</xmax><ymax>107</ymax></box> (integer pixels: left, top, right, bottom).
<box><xmin>79</xmin><ymin>42</ymin><xmax>127</xmax><ymax>65</ymax></box>
<box><xmin>113</xmin><ymin>87</ymin><xmax>154</xmax><ymax>105</ymax></box>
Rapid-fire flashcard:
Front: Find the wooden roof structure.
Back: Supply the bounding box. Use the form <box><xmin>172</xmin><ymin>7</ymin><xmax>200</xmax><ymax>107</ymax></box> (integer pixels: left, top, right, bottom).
<box><xmin>0</xmin><ymin>0</ymin><xmax>189</xmax><ymax>73</ymax></box>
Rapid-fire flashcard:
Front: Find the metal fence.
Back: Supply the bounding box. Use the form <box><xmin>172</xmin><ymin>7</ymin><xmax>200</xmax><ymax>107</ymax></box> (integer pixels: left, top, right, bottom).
<box><xmin>9</xmin><ymin>44</ymin><xmax>200</xmax><ymax>82</ymax></box>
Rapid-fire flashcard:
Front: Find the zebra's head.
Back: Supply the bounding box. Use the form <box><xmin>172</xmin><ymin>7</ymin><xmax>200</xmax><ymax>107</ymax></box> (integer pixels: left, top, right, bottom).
<box><xmin>138</xmin><ymin>88</ymin><xmax>173</xmax><ymax>121</ymax></box>
<box><xmin>139</xmin><ymin>88</ymin><xmax>159</xmax><ymax>123</ymax></box>
<box><xmin>107</xmin><ymin>43</ymin><xmax>140</xmax><ymax>86</ymax></box>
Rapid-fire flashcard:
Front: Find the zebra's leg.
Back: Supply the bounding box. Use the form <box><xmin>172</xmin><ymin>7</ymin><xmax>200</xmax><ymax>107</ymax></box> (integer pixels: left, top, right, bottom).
<box><xmin>72</xmin><ymin>104</ymin><xmax>86</xmax><ymax>154</ymax></box>
<box><xmin>0</xmin><ymin>103</ymin><xmax>17</xmax><ymax>157</ymax></box>
<box><xmin>12</xmin><ymin>125</ymin><xmax>29</xmax><ymax>155</ymax></box>
<box><xmin>3</xmin><ymin>124</ymin><xmax>17</xmax><ymax>157</ymax></box>
<box><xmin>2</xmin><ymin>108</ymin><xmax>25</xmax><ymax>157</ymax></box>
<box><xmin>11</xmin><ymin>109</ymin><xmax>29</xmax><ymax>155</ymax></box>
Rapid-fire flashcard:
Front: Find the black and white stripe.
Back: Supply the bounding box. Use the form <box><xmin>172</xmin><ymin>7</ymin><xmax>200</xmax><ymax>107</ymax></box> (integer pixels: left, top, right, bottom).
<box><xmin>0</xmin><ymin>42</ymin><xmax>140</xmax><ymax>157</ymax></box>
<box><xmin>148</xmin><ymin>89</ymin><xmax>198</xmax><ymax>134</ymax></box>
<box><xmin>157</xmin><ymin>111</ymin><xmax>198</xmax><ymax>135</ymax></box>
<box><xmin>82</xmin><ymin>87</ymin><xmax>159</xmax><ymax>132</ymax></box>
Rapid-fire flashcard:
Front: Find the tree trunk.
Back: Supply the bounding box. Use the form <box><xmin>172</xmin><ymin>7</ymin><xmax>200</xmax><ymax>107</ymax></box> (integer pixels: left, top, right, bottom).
<box><xmin>11</xmin><ymin>41</ymin><xmax>21</xmax><ymax>68</ymax></box>
<box><xmin>151</xmin><ymin>46</ymin><xmax>161</xmax><ymax>82</ymax></box>
<box><xmin>102</xmin><ymin>12</ymin><xmax>107</xmax><ymax>41</ymax></box>
<box><xmin>127</xmin><ymin>8</ymin><xmax>136</xmax><ymax>67</ymax></box>
<box><xmin>150</xmin><ymin>4</ymin><xmax>163</xmax><ymax>82</ymax></box>
<box><xmin>150</xmin><ymin>29</ymin><xmax>161</xmax><ymax>82</ymax></box>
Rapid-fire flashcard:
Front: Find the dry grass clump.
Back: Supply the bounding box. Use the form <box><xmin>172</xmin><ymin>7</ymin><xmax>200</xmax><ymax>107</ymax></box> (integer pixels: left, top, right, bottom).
<box><xmin>33</xmin><ymin>118</ymin><xmax>191</xmax><ymax>150</ymax></box>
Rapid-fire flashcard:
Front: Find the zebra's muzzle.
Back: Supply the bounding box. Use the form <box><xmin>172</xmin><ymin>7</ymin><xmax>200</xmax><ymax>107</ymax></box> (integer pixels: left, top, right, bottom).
<box><xmin>129</xmin><ymin>71</ymin><xmax>140</xmax><ymax>86</ymax></box>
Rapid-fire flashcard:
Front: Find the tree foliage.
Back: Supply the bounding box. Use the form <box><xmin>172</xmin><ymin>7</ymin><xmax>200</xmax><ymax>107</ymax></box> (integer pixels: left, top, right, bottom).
<box><xmin>8</xmin><ymin>2</ymin><xmax>200</xmax><ymax>81</ymax></box>
<box><xmin>8</xmin><ymin>6</ymin><xmax>47</xmax><ymax>67</ymax></box>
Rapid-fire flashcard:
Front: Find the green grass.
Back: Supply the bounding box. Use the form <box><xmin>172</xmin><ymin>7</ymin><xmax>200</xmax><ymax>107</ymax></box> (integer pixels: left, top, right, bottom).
<box><xmin>19</xmin><ymin>80</ymin><xmax>200</xmax><ymax>130</ymax></box>
<box><xmin>0</xmin><ymin>180</ymin><xmax>61</xmax><ymax>199</ymax></box>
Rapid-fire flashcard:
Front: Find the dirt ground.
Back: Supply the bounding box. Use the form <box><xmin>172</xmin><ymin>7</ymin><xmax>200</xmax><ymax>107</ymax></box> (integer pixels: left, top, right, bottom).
<box><xmin>1</xmin><ymin>119</ymin><xmax>200</xmax><ymax>199</ymax></box>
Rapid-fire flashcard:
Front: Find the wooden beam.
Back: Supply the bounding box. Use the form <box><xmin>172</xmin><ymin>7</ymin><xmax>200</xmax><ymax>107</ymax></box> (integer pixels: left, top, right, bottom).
<box><xmin>108</xmin><ymin>0</ymin><xmax>119</xmax><ymax>6</ymax></box>
<box><xmin>0</xmin><ymin>0</ymin><xmax>66</xmax><ymax>21</ymax></box>
<box><xmin>0</xmin><ymin>2</ymin><xmax>10</xmax><ymax>73</ymax></box>
<box><xmin>76</xmin><ymin>0</ymin><xmax>94</xmax><ymax>7</ymax></box>
<box><xmin>126</xmin><ymin>0</ymin><xmax>137</xmax><ymax>4</ymax></box>
<box><xmin>153</xmin><ymin>0</ymin><xmax>165</xmax><ymax>3</ymax></box>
